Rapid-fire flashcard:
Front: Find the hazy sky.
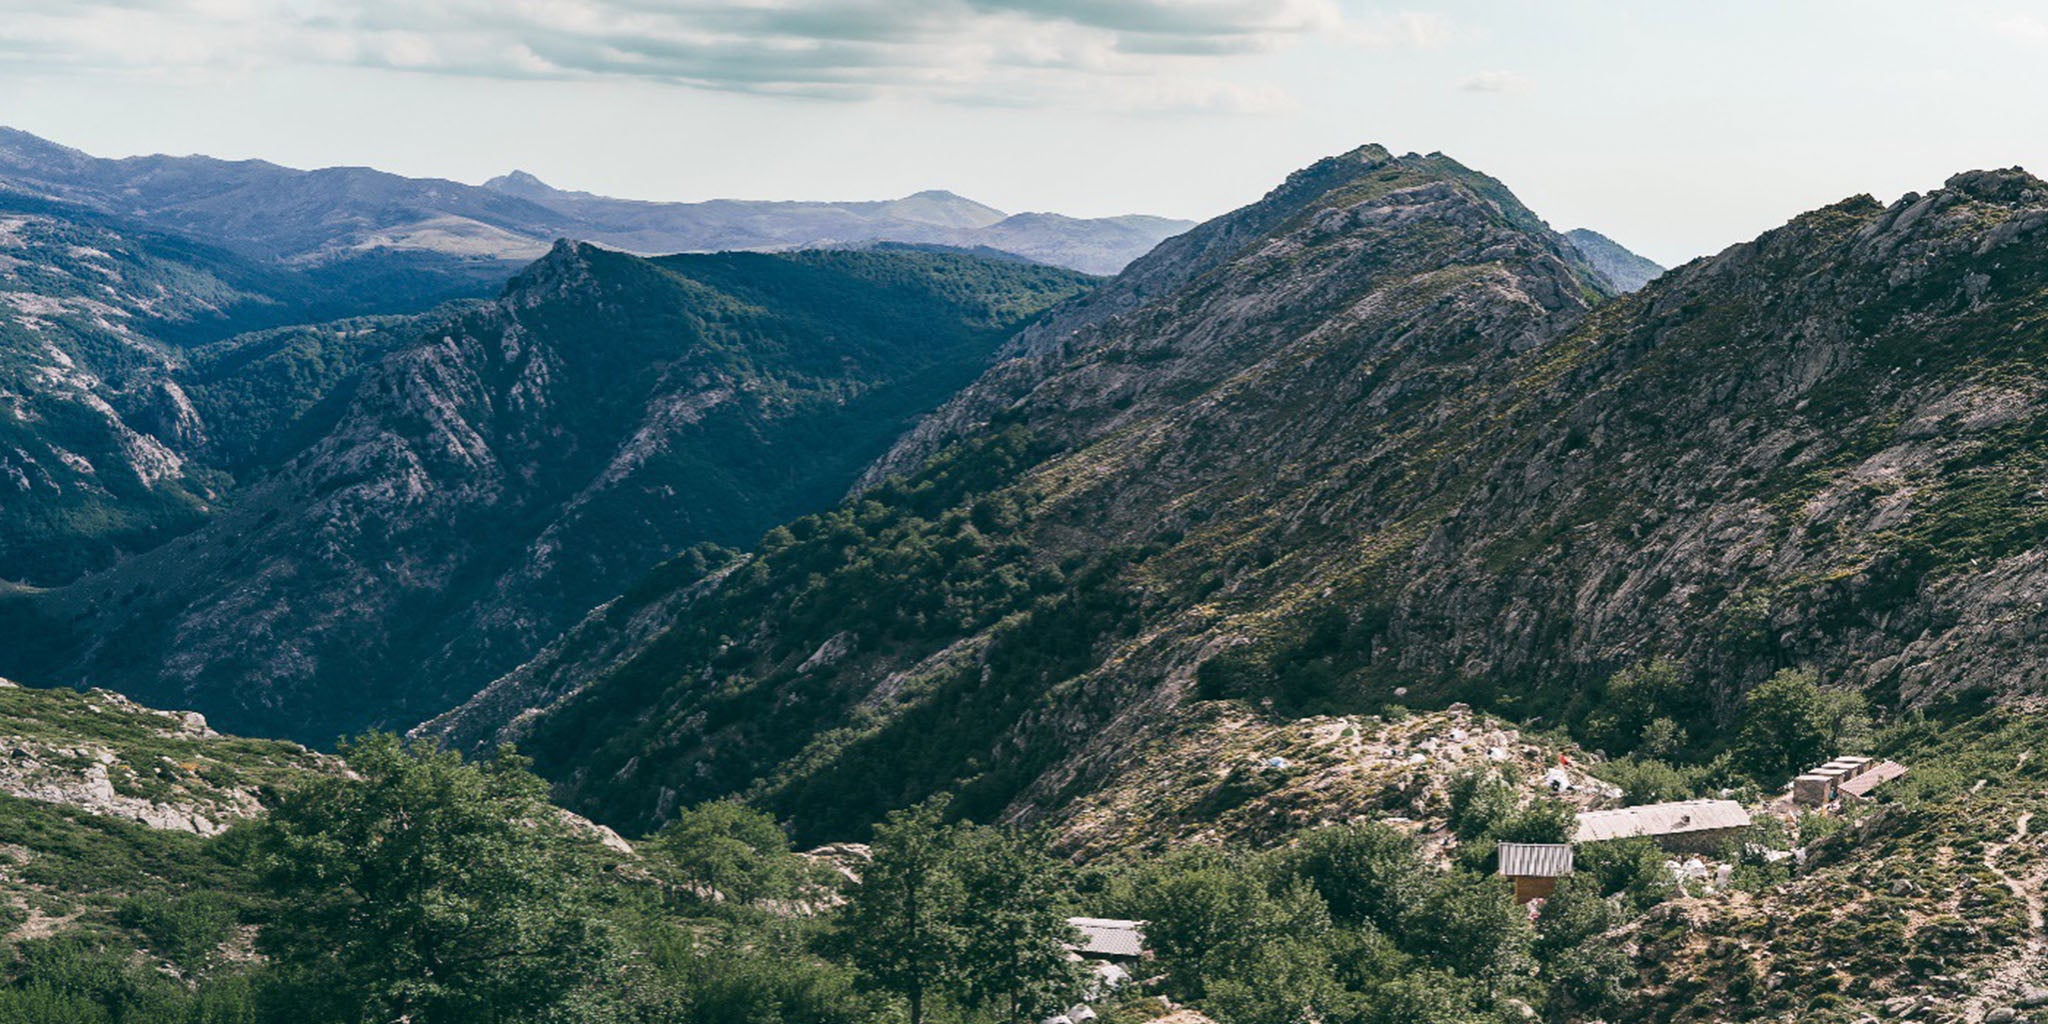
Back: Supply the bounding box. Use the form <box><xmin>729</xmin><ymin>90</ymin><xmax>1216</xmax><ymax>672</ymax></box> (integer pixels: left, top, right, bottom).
<box><xmin>3</xmin><ymin>0</ymin><xmax>2045</xmax><ymax>266</ymax></box>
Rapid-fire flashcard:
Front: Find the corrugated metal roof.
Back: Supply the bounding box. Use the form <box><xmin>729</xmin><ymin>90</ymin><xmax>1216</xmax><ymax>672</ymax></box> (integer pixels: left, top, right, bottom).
<box><xmin>1497</xmin><ymin>842</ymin><xmax>1574</xmax><ymax>877</ymax></box>
<box><xmin>1574</xmin><ymin>799</ymin><xmax>1752</xmax><ymax>842</ymax></box>
<box><xmin>1838</xmin><ymin>761</ymin><xmax>1907</xmax><ymax>797</ymax></box>
<box><xmin>1068</xmin><ymin>917</ymin><xmax>1146</xmax><ymax>958</ymax></box>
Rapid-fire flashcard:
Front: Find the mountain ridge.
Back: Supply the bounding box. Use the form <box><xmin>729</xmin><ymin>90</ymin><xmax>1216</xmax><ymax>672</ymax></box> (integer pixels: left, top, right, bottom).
<box><xmin>0</xmin><ymin>242</ymin><xmax>1095</xmax><ymax>743</ymax></box>
<box><xmin>445</xmin><ymin>142</ymin><xmax>1621</xmax><ymax>837</ymax></box>
<box><xmin>0</xmin><ymin>127</ymin><xmax>1191</xmax><ymax>276</ymax></box>
<box><xmin>1563</xmin><ymin>227</ymin><xmax>1664</xmax><ymax>291</ymax></box>
<box><xmin>439</xmin><ymin>149</ymin><xmax>2048</xmax><ymax>863</ymax></box>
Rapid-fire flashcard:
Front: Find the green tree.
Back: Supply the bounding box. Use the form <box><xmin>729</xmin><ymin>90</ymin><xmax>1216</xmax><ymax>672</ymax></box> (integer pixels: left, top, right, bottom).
<box><xmin>251</xmin><ymin>734</ymin><xmax>612</xmax><ymax>1024</ymax></box>
<box><xmin>651</xmin><ymin>921</ymin><xmax>875</xmax><ymax>1024</ymax></box>
<box><xmin>1816</xmin><ymin>686</ymin><xmax>1873</xmax><ymax>756</ymax></box>
<box><xmin>1279</xmin><ymin>823</ymin><xmax>1430</xmax><ymax>934</ymax></box>
<box><xmin>1532</xmin><ymin>877</ymin><xmax>1631</xmax><ymax>1015</ymax></box>
<box><xmin>1446</xmin><ymin>771</ymin><xmax>1519</xmax><ymax>841</ymax></box>
<box><xmin>1638</xmin><ymin>716</ymin><xmax>1688</xmax><ymax>758</ymax></box>
<box><xmin>1733</xmin><ymin>668</ymin><xmax>1840</xmax><ymax>781</ymax></box>
<box><xmin>953</xmin><ymin>827</ymin><xmax>1085</xmax><ymax>1023</ymax></box>
<box><xmin>1575</xmin><ymin>838</ymin><xmax>1675</xmax><ymax>910</ymax></box>
<box><xmin>1591</xmin><ymin>756</ymin><xmax>1701</xmax><ymax>806</ymax></box>
<box><xmin>1359</xmin><ymin>969</ymin><xmax>1480</xmax><ymax>1024</ymax></box>
<box><xmin>838</xmin><ymin>800</ymin><xmax>963</xmax><ymax>1024</ymax></box>
<box><xmin>1204</xmin><ymin>939</ymin><xmax>1353</xmax><ymax>1024</ymax></box>
<box><xmin>1130</xmin><ymin>850</ymin><xmax>1331</xmax><ymax>1001</ymax></box>
<box><xmin>1579</xmin><ymin>659</ymin><xmax>1705</xmax><ymax>756</ymax></box>
<box><xmin>1412</xmin><ymin>880</ymin><xmax>1532</xmax><ymax>994</ymax></box>
<box><xmin>1490</xmin><ymin>798</ymin><xmax>1575</xmax><ymax>844</ymax></box>
<box><xmin>657</xmin><ymin>799</ymin><xmax>801</xmax><ymax>905</ymax></box>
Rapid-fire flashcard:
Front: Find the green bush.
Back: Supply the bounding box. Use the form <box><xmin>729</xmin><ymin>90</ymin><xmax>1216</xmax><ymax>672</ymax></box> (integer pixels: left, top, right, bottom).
<box><xmin>115</xmin><ymin>891</ymin><xmax>242</xmax><ymax>970</ymax></box>
<box><xmin>1589</xmin><ymin>756</ymin><xmax>1705</xmax><ymax>805</ymax></box>
<box><xmin>1576</xmin><ymin>838</ymin><xmax>1675</xmax><ymax>910</ymax></box>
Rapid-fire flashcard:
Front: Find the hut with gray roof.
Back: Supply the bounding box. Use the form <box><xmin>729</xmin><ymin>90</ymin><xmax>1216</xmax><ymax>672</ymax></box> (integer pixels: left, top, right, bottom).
<box><xmin>1574</xmin><ymin>799</ymin><xmax>1753</xmax><ymax>854</ymax></box>
<box><xmin>1066</xmin><ymin>917</ymin><xmax>1146</xmax><ymax>963</ymax></box>
<box><xmin>1497</xmin><ymin>842</ymin><xmax>1574</xmax><ymax>903</ymax></box>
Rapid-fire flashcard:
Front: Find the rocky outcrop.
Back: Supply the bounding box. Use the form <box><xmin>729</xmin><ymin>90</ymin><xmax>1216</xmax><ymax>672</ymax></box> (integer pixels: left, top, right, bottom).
<box><xmin>1051</xmin><ymin>704</ymin><xmax>1612</xmax><ymax>860</ymax></box>
<box><xmin>0</xmin><ymin>678</ymin><xmax>319</xmax><ymax>834</ymax></box>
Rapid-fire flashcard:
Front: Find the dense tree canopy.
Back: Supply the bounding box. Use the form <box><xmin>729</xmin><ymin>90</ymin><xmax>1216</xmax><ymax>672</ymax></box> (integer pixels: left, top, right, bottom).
<box><xmin>252</xmin><ymin>735</ymin><xmax>616</xmax><ymax>1024</ymax></box>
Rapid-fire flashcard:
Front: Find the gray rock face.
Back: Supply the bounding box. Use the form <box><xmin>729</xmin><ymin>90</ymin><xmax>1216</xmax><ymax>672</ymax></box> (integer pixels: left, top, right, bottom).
<box><xmin>0</xmin><ymin>684</ymin><xmax>318</xmax><ymax>835</ymax></box>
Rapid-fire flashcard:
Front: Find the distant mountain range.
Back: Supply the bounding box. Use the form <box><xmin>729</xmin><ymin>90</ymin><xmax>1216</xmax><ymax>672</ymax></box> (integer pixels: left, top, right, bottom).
<box><xmin>1564</xmin><ymin>227</ymin><xmax>1665</xmax><ymax>291</ymax></box>
<box><xmin>0</xmin><ymin>127</ymin><xmax>1194</xmax><ymax>279</ymax></box>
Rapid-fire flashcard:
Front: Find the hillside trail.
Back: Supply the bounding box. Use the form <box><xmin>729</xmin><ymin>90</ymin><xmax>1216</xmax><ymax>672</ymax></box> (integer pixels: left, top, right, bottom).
<box><xmin>1969</xmin><ymin>810</ymin><xmax>2045</xmax><ymax>1017</ymax></box>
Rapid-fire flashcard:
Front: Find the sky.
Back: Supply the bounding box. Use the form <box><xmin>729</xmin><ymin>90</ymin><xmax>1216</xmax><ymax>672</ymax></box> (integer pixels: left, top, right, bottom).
<box><xmin>2</xmin><ymin>1</ymin><xmax>2046</xmax><ymax>267</ymax></box>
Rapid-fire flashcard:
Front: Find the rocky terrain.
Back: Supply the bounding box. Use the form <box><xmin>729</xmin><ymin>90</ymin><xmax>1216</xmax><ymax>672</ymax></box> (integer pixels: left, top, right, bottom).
<box><xmin>0</xmin><ymin>243</ymin><xmax>1093</xmax><ymax>743</ymax></box>
<box><xmin>1048</xmin><ymin>703</ymin><xmax>1615</xmax><ymax>860</ymax></box>
<box><xmin>462</xmin><ymin>144</ymin><xmax>1627</xmax><ymax>836</ymax></box>
<box><xmin>0</xmin><ymin>194</ymin><xmax>400</xmax><ymax>584</ymax></box>
<box><xmin>450</xmin><ymin>146</ymin><xmax>2048</xmax><ymax>872</ymax></box>
<box><xmin>10</xmin><ymin>128</ymin><xmax>2048</xmax><ymax>1023</ymax></box>
<box><xmin>0</xmin><ymin>676</ymin><xmax>317</xmax><ymax>970</ymax></box>
<box><xmin>0</xmin><ymin>676</ymin><xmax>318</xmax><ymax>835</ymax></box>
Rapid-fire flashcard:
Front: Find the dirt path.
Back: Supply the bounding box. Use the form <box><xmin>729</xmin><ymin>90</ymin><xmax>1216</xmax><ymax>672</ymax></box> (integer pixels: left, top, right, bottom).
<box><xmin>1968</xmin><ymin>811</ymin><xmax>2045</xmax><ymax>1019</ymax></box>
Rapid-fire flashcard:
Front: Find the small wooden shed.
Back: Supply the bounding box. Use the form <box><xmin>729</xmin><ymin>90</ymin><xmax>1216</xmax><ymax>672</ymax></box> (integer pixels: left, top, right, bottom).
<box><xmin>1497</xmin><ymin>842</ymin><xmax>1574</xmax><ymax>903</ymax></box>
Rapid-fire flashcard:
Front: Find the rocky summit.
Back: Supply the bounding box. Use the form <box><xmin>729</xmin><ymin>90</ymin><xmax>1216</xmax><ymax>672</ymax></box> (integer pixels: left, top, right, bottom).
<box><xmin>1565</xmin><ymin>227</ymin><xmax>1666</xmax><ymax>292</ymax></box>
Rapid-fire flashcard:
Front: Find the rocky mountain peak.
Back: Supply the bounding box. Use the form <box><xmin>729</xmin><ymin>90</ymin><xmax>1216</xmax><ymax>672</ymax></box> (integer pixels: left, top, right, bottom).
<box><xmin>484</xmin><ymin>169</ymin><xmax>558</xmax><ymax>198</ymax></box>
<box><xmin>501</xmin><ymin>238</ymin><xmax>600</xmax><ymax>305</ymax></box>
<box><xmin>1563</xmin><ymin>228</ymin><xmax>1665</xmax><ymax>292</ymax></box>
<box><xmin>858</xmin><ymin>143</ymin><xmax>1607</xmax><ymax>487</ymax></box>
<box><xmin>1941</xmin><ymin>166</ymin><xmax>2047</xmax><ymax>204</ymax></box>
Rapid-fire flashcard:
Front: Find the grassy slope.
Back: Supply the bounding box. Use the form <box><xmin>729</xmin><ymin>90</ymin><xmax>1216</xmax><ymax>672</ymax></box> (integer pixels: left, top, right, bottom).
<box><xmin>1626</xmin><ymin>705</ymin><xmax>2048</xmax><ymax>1022</ymax></box>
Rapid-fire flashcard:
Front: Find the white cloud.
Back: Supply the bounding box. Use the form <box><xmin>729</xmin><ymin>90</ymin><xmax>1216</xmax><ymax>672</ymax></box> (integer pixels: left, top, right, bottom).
<box><xmin>1345</xmin><ymin>10</ymin><xmax>1455</xmax><ymax>49</ymax></box>
<box><xmin>0</xmin><ymin>0</ymin><xmax>1450</xmax><ymax>112</ymax></box>
<box><xmin>1457</xmin><ymin>69</ymin><xmax>1529</xmax><ymax>94</ymax></box>
<box><xmin>1992</xmin><ymin>11</ymin><xmax>2048</xmax><ymax>43</ymax></box>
